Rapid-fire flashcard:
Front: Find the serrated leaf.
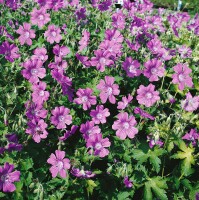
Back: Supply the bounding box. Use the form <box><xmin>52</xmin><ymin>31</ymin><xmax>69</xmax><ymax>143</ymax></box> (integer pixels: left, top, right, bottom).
<box><xmin>87</xmin><ymin>180</ymin><xmax>97</xmax><ymax>196</ymax></box>
<box><xmin>117</xmin><ymin>191</ymin><xmax>130</xmax><ymax>200</ymax></box>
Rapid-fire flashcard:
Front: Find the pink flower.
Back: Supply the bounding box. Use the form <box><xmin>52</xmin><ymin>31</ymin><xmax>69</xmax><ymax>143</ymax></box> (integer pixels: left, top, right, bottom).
<box><xmin>123</xmin><ymin>176</ymin><xmax>133</xmax><ymax>188</ymax></box>
<box><xmin>53</xmin><ymin>44</ymin><xmax>70</xmax><ymax>61</ymax></box>
<box><xmin>30</xmin><ymin>7</ymin><xmax>50</xmax><ymax>28</ymax></box>
<box><xmin>26</xmin><ymin>119</ymin><xmax>48</xmax><ymax>143</ymax></box>
<box><xmin>50</xmin><ymin>106</ymin><xmax>72</xmax><ymax>129</ymax></box>
<box><xmin>78</xmin><ymin>30</ymin><xmax>90</xmax><ymax>51</ymax></box>
<box><xmin>31</xmin><ymin>47</ymin><xmax>48</xmax><ymax>63</ymax></box>
<box><xmin>86</xmin><ymin>133</ymin><xmax>111</xmax><ymax>158</ymax></box>
<box><xmin>112</xmin><ymin>112</ymin><xmax>138</xmax><ymax>140</ymax></box>
<box><xmin>97</xmin><ymin>76</ymin><xmax>120</xmax><ymax>104</ymax></box>
<box><xmin>143</xmin><ymin>59</ymin><xmax>165</xmax><ymax>82</ymax></box>
<box><xmin>172</xmin><ymin>63</ymin><xmax>193</xmax><ymax>91</ymax></box>
<box><xmin>73</xmin><ymin>88</ymin><xmax>97</xmax><ymax>111</ymax></box>
<box><xmin>181</xmin><ymin>92</ymin><xmax>199</xmax><ymax>112</ymax></box>
<box><xmin>122</xmin><ymin>57</ymin><xmax>141</xmax><ymax>78</ymax></box>
<box><xmin>21</xmin><ymin>59</ymin><xmax>46</xmax><ymax>84</ymax></box>
<box><xmin>80</xmin><ymin>121</ymin><xmax>101</xmax><ymax>140</ymax></box>
<box><xmin>117</xmin><ymin>94</ymin><xmax>133</xmax><ymax>110</ymax></box>
<box><xmin>32</xmin><ymin>82</ymin><xmax>50</xmax><ymax>106</ymax></box>
<box><xmin>16</xmin><ymin>23</ymin><xmax>35</xmax><ymax>46</ymax></box>
<box><xmin>90</xmin><ymin>105</ymin><xmax>110</xmax><ymax>124</ymax></box>
<box><xmin>44</xmin><ymin>24</ymin><xmax>62</xmax><ymax>44</ymax></box>
<box><xmin>47</xmin><ymin>150</ymin><xmax>71</xmax><ymax>178</ymax></box>
<box><xmin>90</xmin><ymin>50</ymin><xmax>114</xmax><ymax>72</ymax></box>
<box><xmin>105</xmin><ymin>29</ymin><xmax>124</xmax><ymax>44</ymax></box>
<box><xmin>136</xmin><ymin>84</ymin><xmax>160</xmax><ymax>107</ymax></box>
<box><xmin>182</xmin><ymin>129</ymin><xmax>199</xmax><ymax>146</ymax></box>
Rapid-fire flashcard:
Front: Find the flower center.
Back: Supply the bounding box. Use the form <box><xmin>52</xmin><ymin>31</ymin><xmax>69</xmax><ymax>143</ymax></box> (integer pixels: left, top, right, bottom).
<box><xmin>25</xmin><ymin>31</ymin><xmax>30</xmax><ymax>38</ymax></box>
<box><xmin>51</xmin><ymin>31</ymin><xmax>57</xmax><ymax>37</ymax></box>
<box><xmin>31</xmin><ymin>69</ymin><xmax>38</xmax><ymax>75</ymax></box>
<box><xmin>95</xmin><ymin>142</ymin><xmax>102</xmax><ymax>150</ymax></box>
<box><xmin>1</xmin><ymin>174</ymin><xmax>9</xmax><ymax>182</ymax></box>
<box><xmin>56</xmin><ymin>161</ymin><xmax>64</xmax><ymax>171</ymax></box>
<box><xmin>107</xmin><ymin>87</ymin><xmax>113</xmax><ymax>95</ymax></box>
<box><xmin>39</xmin><ymin>90</ymin><xmax>45</xmax><ymax>96</ymax></box>
<box><xmin>123</xmin><ymin>122</ymin><xmax>129</xmax><ymax>129</ymax></box>
<box><xmin>82</xmin><ymin>96</ymin><xmax>88</xmax><ymax>102</ymax></box>
<box><xmin>96</xmin><ymin>113</ymin><xmax>103</xmax><ymax>120</ymax></box>
<box><xmin>38</xmin><ymin>14</ymin><xmax>44</xmax><ymax>20</ymax></box>
<box><xmin>35</xmin><ymin>126</ymin><xmax>41</xmax><ymax>132</ymax></box>
<box><xmin>39</xmin><ymin>55</ymin><xmax>45</xmax><ymax>60</ymax></box>
<box><xmin>151</xmin><ymin>140</ymin><xmax>156</xmax><ymax>145</ymax></box>
<box><xmin>178</xmin><ymin>74</ymin><xmax>185</xmax><ymax>82</ymax></box>
<box><xmin>151</xmin><ymin>68</ymin><xmax>157</xmax><ymax>75</ymax></box>
<box><xmin>129</xmin><ymin>65</ymin><xmax>136</xmax><ymax>73</ymax></box>
<box><xmin>99</xmin><ymin>57</ymin><xmax>106</xmax><ymax>65</ymax></box>
<box><xmin>58</xmin><ymin>115</ymin><xmax>65</xmax><ymax>122</ymax></box>
<box><xmin>145</xmin><ymin>92</ymin><xmax>152</xmax><ymax>99</ymax></box>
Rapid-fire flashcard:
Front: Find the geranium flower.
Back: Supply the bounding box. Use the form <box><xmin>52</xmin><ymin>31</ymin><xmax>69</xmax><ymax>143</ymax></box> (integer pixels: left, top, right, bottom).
<box><xmin>134</xmin><ymin>107</ymin><xmax>155</xmax><ymax>120</ymax></box>
<box><xmin>97</xmin><ymin>76</ymin><xmax>120</xmax><ymax>104</ymax></box>
<box><xmin>59</xmin><ymin>125</ymin><xmax>78</xmax><ymax>141</ymax></box>
<box><xmin>21</xmin><ymin>59</ymin><xmax>46</xmax><ymax>84</ymax></box>
<box><xmin>112</xmin><ymin>112</ymin><xmax>138</xmax><ymax>140</ymax></box>
<box><xmin>53</xmin><ymin>44</ymin><xmax>70</xmax><ymax>61</ymax></box>
<box><xmin>31</xmin><ymin>47</ymin><xmax>48</xmax><ymax>63</ymax></box>
<box><xmin>90</xmin><ymin>105</ymin><xmax>110</xmax><ymax>124</ymax></box>
<box><xmin>136</xmin><ymin>84</ymin><xmax>160</xmax><ymax>107</ymax></box>
<box><xmin>79</xmin><ymin>30</ymin><xmax>90</xmax><ymax>51</ymax></box>
<box><xmin>73</xmin><ymin>88</ymin><xmax>97</xmax><ymax>110</ymax></box>
<box><xmin>147</xmin><ymin>134</ymin><xmax>164</xmax><ymax>148</ymax></box>
<box><xmin>26</xmin><ymin>119</ymin><xmax>48</xmax><ymax>143</ymax></box>
<box><xmin>143</xmin><ymin>59</ymin><xmax>165</xmax><ymax>82</ymax></box>
<box><xmin>178</xmin><ymin>45</ymin><xmax>192</xmax><ymax>58</ymax></box>
<box><xmin>32</xmin><ymin>82</ymin><xmax>50</xmax><ymax>106</ymax></box>
<box><xmin>117</xmin><ymin>94</ymin><xmax>133</xmax><ymax>110</ymax></box>
<box><xmin>182</xmin><ymin>129</ymin><xmax>199</xmax><ymax>146</ymax></box>
<box><xmin>122</xmin><ymin>57</ymin><xmax>141</xmax><ymax>78</ymax></box>
<box><xmin>86</xmin><ymin>133</ymin><xmax>111</xmax><ymax>158</ymax></box>
<box><xmin>0</xmin><ymin>163</ymin><xmax>20</xmax><ymax>192</ymax></box>
<box><xmin>172</xmin><ymin>63</ymin><xmax>193</xmax><ymax>91</ymax></box>
<box><xmin>0</xmin><ymin>41</ymin><xmax>20</xmax><ymax>62</ymax></box>
<box><xmin>105</xmin><ymin>29</ymin><xmax>124</xmax><ymax>44</ymax></box>
<box><xmin>80</xmin><ymin>121</ymin><xmax>101</xmax><ymax>140</ymax></box>
<box><xmin>30</xmin><ymin>7</ymin><xmax>50</xmax><ymax>28</ymax></box>
<box><xmin>181</xmin><ymin>92</ymin><xmax>199</xmax><ymax>112</ymax></box>
<box><xmin>123</xmin><ymin>176</ymin><xmax>133</xmax><ymax>188</ymax></box>
<box><xmin>112</xmin><ymin>10</ymin><xmax>126</xmax><ymax>30</ymax></box>
<box><xmin>44</xmin><ymin>24</ymin><xmax>62</xmax><ymax>44</ymax></box>
<box><xmin>90</xmin><ymin>49</ymin><xmax>114</xmax><ymax>72</ymax></box>
<box><xmin>71</xmin><ymin>168</ymin><xmax>95</xmax><ymax>178</ymax></box>
<box><xmin>47</xmin><ymin>150</ymin><xmax>71</xmax><ymax>178</ymax></box>
<box><xmin>16</xmin><ymin>23</ymin><xmax>35</xmax><ymax>46</ymax></box>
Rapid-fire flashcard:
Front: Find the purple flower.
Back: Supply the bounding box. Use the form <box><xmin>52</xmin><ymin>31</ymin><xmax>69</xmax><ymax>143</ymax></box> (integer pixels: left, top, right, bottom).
<box><xmin>172</xmin><ymin>63</ymin><xmax>193</xmax><ymax>91</ymax></box>
<box><xmin>147</xmin><ymin>134</ymin><xmax>164</xmax><ymax>148</ymax></box>
<box><xmin>122</xmin><ymin>57</ymin><xmax>141</xmax><ymax>78</ymax></box>
<box><xmin>98</xmin><ymin>0</ymin><xmax>112</xmax><ymax>11</ymax></box>
<box><xmin>134</xmin><ymin>107</ymin><xmax>155</xmax><ymax>120</ymax></box>
<box><xmin>97</xmin><ymin>76</ymin><xmax>120</xmax><ymax>104</ymax></box>
<box><xmin>86</xmin><ymin>133</ymin><xmax>111</xmax><ymax>158</ymax></box>
<box><xmin>71</xmin><ymin>168</ymin><xmax>95</xmax><ymax>178</ymax></box>
<box><xmin>32</xmin><ymin>47</ymin><xmax>48</xmax><ymax>63</ymax></box>
<box><xmin>112</xmin><ymin>10</ymin><xmax>126</xmax><ymax>30</ymax></box>
<box><xmin>79</xmin><ymin>30</ymin><xmax>90</xmax><ymax>51</ymax></box>
<box><xmin>123</xmin><ymin>176</ymin><xmax>133</xmax><ymax>188</ymax></box>
<box><xmin>26</xmin><ymin>119</ymin><xmax>48</xmax><ymax>143</ymax></box>
<box><xmin>50</xmin><ymin>0</ymin><xmax>64</xmax><ymax>11</ymax></box>
<box><xmin>44</xmin><ymin>24</ymin><xmax>62</xmax><ymax>44</ymax></box>
<box><xmin>126</xmin><ymin>40</ymin><xmax>141</xmax><ymax>51</ymax></box>
<box><xmin>6</xmin><ymin>143</ymin><xmax>23</xmax><ymax>152</ymax></box>
<box><xmin>76</xmin><ymin>53</ymin><xmax>91</xmax><ymax>68</ymax></box>
<box><xmin>182</xmin><ymin>129</ymin><xmax>199</xmax><ymax>146</ymax></box>
<box><xmin>75</xmin><ymin>7</ymin><xmax>87</xmax><ymax>21</ymax></box>
<box><xmin>90</xmin><ymin>105</ymin><xmax>110</xmax><ymax>124</ymax></box>
<box><xmin>117</xmin><ymin>94</ymin><xmax>133</xmax><ymax>110</ymax></box>
<box><xmin>0</xmin><ymin>41</ymin><xmax>20</xmax><ymax>62</ymax></box>
<box><xmin>53</xmin><ymin>44</ymin><xmax>70</xmax><ymax>61</ymax></box>
<box><xmin>47</xmin><ymin>150</ymin><xmax>71</xmax><ymax>178</ymax></box>
<box><xmin>73</xmin><ymin>88</ymin><xmax>97</xmax><ymax>111</ymax></box>
<box><xmin>25</xmin><ymin>101</ymin><xmax>48</xmax><ymax>120</ymax></box>
<box><xmin>0</xmin><ymin>147</ymin><xmax>5</xmax><ymax>155</ymax></box>
<box><xmin>105</xmin><ymin>29</ymin><xmax>124</xmax><ymax>44</ymax></box>
<box><xmin>147</xmin><ymin>37</ymin><xmax>162</xmax><ymax>55</ymax></box>
<box><xmin>30</xmin><ymin>7</ymin><xmax>50</xmax><ymax>28</ymax></box>
<box><xmin>178</xmin><ymin>45</ymin><xmax>192</xmax><ymax>58</ymax></box>
<box><xmin>136</xmin><ymin>84</ymin><xmax>160</xmax><ymax>107</ymax></box>
<box><xmin>21</xmin><ymin>59</ymin><xmax>46</xmax><ymax>84</ymax></box>
<box><xmin>196</xmin><ymin>192</ymin><xmax>199</xmax><ymax>200</ymax></box>
<box><xmin>5</xmin><ymin>133</ymin><xmax>18</xmax><ymax>143</ymax></box>
<box><xmin>181</xmin><ymin>92</ymin><xmax>199</xmax><ymax>112</ymax></box>
<box><xmin>16</xmin><ymin>23</ymin><xmax>35</xmax><ymax>46</ymax></box>
<box><xmin>49</xmin><ymin>59</ymin><xmax>68</xmax><ymax>73</ymax></box>
<box><xmin>143</xmin><ymin>59</ymin><xmax>165</xmax><ymax>82</ymax></box>
<box><xmin>112</xmin><ymin>112</ymin><xmax>138</xmax><ymax>140</ymax></box>
<box><xmin>90</xmin><ymin>50</ymin><xmax>114</xmax><ymax>72</ymax></box>
<box><xmin>0</xmin><ymin>163</ymin><xmax>20</xmax><ymax>193</ymax></box>
<box><xmin>50</xmin><ymin>106</ymin><xmax>72</xmax><ymax>129</ymax></box>
<box><xmin>80</xmin><ymin>121</ymin><xmax>101</xmax><ymax>140</ymax></box>
<box><xmin>32</xmin><ymin>82</ymin><xmax>50</xmax><ymax>106</ymax></box>
<box><xmin>59</xmin><ymin>125</ymin><xmax>78</xmax><ymax>141</ymax></box>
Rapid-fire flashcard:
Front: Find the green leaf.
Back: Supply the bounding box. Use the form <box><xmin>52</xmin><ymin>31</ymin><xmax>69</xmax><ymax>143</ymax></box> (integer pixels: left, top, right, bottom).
<box><xmin>117</xmin><ymin>192</ymin><xmax>130</xmax><ymax>200</ymax></box>
<box><xmin>86</xmin><ymin>180</ymin><xmax>97</xmax><ymax>196</ymax></box>
<box><xmin>144</xmin><ymin>176</ymin><xmax>168</xmax><ymax>200</ymax></box>
<box><xmin>171</xmin><ymin>141</ymin><xmax>195</xmax><ymax>176</ymax></box>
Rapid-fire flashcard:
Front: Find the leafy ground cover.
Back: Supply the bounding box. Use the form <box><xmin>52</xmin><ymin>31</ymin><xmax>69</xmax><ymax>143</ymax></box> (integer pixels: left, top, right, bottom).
<box><xmin>0</xmin><ymin>0</ymin><xmax>199</xmax><ymax>199</ymax></box>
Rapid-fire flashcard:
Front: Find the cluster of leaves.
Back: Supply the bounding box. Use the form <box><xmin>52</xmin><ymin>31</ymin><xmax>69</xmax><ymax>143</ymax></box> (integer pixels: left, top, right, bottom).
<box><xmin>0</xmin><ymin>0</ymin><xmax>199</xmax><ymax>199</ymax></box>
